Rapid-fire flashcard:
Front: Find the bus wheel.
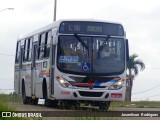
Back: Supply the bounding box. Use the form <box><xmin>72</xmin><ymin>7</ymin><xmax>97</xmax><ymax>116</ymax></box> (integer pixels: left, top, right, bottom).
<box><xmin>45</xmin><ymin>99</ymin><xmax>58</xmax><ymax>108</ymax></box>
<box><xmin>22</xmin><ymin>81</ymin><xmax>29</xmax><ymax>104</ymax></box>
<box><xmin>32</xmin><ymin>98</ymin><xmax>38</xmax><ymax>105</ymax></box>
<box><xmin>99</xmin><ymin>101</ymin><xmax>111</xmax><ymax>111</ymax></box>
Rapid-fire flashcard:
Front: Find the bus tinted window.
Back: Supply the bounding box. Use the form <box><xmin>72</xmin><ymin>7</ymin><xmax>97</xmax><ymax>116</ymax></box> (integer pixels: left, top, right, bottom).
<box><xmin>39</xmin><ymin>39</ymin><xmax>45</xmax><ymax>59</ymax></box>
<box><xmin>47</xmin><ymin>31</ymin><xmax>51</xmax><ymax>45</ymax></box>
<box><xmin>39</xmin><ymin>33</ymin><xmax>46</xmax><ymax>59</ymax></box>
<box><xmin>41</xmin><ymin>33</ymin><xmax>46</xmax><ymax>46</ymax></box>
<box><xmin>28</xmin><ymin>38</ymin><xmax>33</xmax><ymax>61</ymax></box>
<box><xmin>16</xmin><ymin>41</ymin><xmax>20</xmax><ymax>53</ymax></box>
<box><xmin>29</xmin><ymin>38</ymin><xmax>33</xmax><ymax>50</ymax></box>
<box><xmin>15</xmin><ymin>42</ymin><xmax>21</xmax><ymax>63</ymax></box>
<box><xmin>24</xmin><ymin>39</ymin><xmax>29</xmax><ymax>61</ymax></box>
<box><xmin>45</xmin><ymin>31</ymin><xmax>51</xmax><ymax>57</ymax></box>
<box><xmin>21</xmin><ymin>39</ymin><xmax>25</xmax><ymax>46</ymax></box>
<box><xmin>38</xmin><ymin>31</ymin><xmax>51</xmax><ymax>59</ymax></box>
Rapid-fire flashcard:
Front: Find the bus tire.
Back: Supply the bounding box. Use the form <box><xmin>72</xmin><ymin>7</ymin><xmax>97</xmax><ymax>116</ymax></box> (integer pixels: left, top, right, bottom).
<box><xmin>22</xmin><ymin>81</ymin><xmax>29</xmax><ymax>104</ymax></box>
<box><xmin>99</xmin><ymin>101</ymin><xmax>111</xmax><ymax>111</ymax></box>
<box><xmin>46</xmin><ymin>99</ymin><xmax>58</xmax><ymax>108</ymax></box>
<box><xmin>32</xmin><ymin>98</ymin><xmax>38</xmax><ymax>105</ymax></box>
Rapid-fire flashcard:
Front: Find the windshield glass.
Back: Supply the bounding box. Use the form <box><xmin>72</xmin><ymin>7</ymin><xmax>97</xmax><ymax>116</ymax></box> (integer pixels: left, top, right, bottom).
<box><xmin>57</xmin><ymin>35</ymin><xmax>125</xmax><ymax>75</ymax></box>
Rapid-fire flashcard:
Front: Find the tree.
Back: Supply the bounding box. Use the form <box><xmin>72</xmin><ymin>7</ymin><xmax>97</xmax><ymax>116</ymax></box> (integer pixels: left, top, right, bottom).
<box><xmin>127</xmin><ymin>53</ymin><xmax>145</xmax><ymax>101</ymax></box>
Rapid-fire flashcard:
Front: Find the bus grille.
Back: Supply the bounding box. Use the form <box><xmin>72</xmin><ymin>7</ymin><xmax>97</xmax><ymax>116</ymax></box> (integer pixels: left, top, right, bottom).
<box><xmin>78</xmin><ymin>91</ymin><xmax>103</xmax><ymax>97</ymax></box>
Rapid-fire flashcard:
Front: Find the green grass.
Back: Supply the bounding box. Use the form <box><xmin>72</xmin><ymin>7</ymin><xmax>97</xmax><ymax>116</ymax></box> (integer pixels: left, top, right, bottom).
<box><xmin>0</xmin><ymin>99</ymin><xmax>14</xmax><ymax>111</ymax></box>
<box><xmin>0</xmin><ymin>97</ymin><xmax>21</xmax><ymax>120</ymax></box>
<box><xmin>0</xmin><ymin>92</ymin><xmax>22</xmax><ymax>103</ymax></box>
<box><xmin>110</xmin><ymin>101</ymin><xmax>160</xmax><ymax>108</ymax></box>
<box><xmin>74</xmin><ymin>116</ymin><xmax>101</xmax><ymax>120</ymax></box>
<box><xmin>0</xmin><ymin>92</ymin><xmax>41</xmax><ymax>120</ymax></box>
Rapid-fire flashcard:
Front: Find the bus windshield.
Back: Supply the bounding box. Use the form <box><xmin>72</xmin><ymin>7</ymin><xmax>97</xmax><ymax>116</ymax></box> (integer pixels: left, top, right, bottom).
<box><xmin>57</xmin><ymin>35</ymin><xmax>125</xmax><ymax>75</ymax></box>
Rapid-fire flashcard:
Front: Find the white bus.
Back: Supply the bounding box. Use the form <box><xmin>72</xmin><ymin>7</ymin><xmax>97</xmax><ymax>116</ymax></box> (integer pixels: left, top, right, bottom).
<box><xmin>14</xmin><ymin>19</ymin><xmax>129</xmax><ymax>110</ymax></box>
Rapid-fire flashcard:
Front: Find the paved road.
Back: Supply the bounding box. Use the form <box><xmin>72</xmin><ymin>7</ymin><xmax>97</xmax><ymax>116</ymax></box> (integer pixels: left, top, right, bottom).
<box><xmin>6</xmin><ymin>102</ymin><xmax>160</xmax><ymax>120</ymax></box>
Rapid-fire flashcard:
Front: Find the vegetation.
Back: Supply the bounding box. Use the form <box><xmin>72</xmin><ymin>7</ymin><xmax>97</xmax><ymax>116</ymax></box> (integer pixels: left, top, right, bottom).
<box><xmin>127</xmin><ymin>53</ymin><xmax>145</xmax><ymax>101</ymax></box>
<box><xmin>0</xmin><ymin>95</ymin><xmax>20</xmax><ymax>120</ymax></box>
<box><xmin>0</xmin><ymin>92</ymin><xmax>41</xmax><ymax>120</ymax></box>
<box><xmin>111</xmin><ymin>101</ymin><xmax>160</xmax><ymax>108</ymax></box>
<box><xmin>127</xmin><ymin>53</ymin><xmax>145</xmax><ymax>77</ymax></box>
<box><xmin>0</xmin><ymin>98</ymin><xmax>14</xmax><ymax>111</ymax></box>
<box><xmin>0</xmin><ymin>92</ymin><xmax>22</xmax><ymax>103</ymax></box>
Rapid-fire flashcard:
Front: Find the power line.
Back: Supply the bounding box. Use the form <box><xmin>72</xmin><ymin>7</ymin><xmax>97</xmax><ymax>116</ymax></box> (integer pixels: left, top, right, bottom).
<box><xmin>132</xmin><ymin>84</ymin><xmax>160</xmax><ymax>95</ymax></box>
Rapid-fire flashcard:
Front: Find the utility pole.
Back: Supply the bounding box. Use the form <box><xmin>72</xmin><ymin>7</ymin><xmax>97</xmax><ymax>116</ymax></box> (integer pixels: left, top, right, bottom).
<box><xmin>53</xmin><ymin>0</ymin><xmax>57</xmax><ymax>21</ymax></box>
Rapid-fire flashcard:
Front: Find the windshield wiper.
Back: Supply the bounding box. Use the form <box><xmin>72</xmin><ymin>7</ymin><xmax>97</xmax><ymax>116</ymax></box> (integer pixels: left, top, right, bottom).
<box><xmin>74</xmin><ymin>34</ymin><xmax>89</xmax><ymax>50</ymax></box>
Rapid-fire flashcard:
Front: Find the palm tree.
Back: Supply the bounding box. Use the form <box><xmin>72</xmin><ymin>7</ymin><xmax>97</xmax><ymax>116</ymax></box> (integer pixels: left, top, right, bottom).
<box><xmin>127</xmin><ymin>53</ymin><xmax>145</xmax><ymax>101</ymax></box>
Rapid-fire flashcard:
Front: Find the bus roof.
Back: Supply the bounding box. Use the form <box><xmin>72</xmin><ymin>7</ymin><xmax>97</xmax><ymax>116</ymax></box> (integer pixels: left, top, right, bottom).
<box><xmin>17</xmin><ymin>19</ymin><xmax>123</xmax><ymax>41</ymax></box>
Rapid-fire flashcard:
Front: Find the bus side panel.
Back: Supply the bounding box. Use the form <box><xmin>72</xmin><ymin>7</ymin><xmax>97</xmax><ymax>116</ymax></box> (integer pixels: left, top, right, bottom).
<box><xmin>34</xmin><ymin>61</ymin><xmax>43</xmax><ymax>98</ymax></box>
<box><xmin>34</xmin><ymin>59</ymin><xmax>50</xmax><ymax>98</ymax></box>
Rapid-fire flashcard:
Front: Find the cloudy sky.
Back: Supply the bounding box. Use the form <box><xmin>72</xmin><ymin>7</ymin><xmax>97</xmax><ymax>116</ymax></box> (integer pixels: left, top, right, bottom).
<box><xmin>0</xmin><ymin>0</ymin><xmax>160</xmax><ymax>101</ymax></box>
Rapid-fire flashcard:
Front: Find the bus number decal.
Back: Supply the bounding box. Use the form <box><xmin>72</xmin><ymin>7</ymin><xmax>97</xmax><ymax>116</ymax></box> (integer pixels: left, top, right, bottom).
<box><xmin>61</xmin><ymin>91</ymin><xmax>70</xmax><ymax>95</ymax></box>
<box><xmin>87</xmin><ymin>26</ymin><xmax>102</xmax><ymax>33</ymax></box>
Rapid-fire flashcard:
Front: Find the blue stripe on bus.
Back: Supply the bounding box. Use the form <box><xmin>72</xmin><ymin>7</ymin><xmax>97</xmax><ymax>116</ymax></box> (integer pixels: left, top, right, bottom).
<box><xmin>94</xmin><ymin>80</ymin><xmax>117</xmax><ymax>86</ymax></box>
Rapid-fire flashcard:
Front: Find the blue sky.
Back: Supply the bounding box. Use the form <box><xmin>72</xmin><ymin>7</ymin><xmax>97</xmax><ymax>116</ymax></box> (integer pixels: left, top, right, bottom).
<box><xmin>0</xmin><ymin>0</ymin><xmax>160</xmax><ymax>101</ymax></box>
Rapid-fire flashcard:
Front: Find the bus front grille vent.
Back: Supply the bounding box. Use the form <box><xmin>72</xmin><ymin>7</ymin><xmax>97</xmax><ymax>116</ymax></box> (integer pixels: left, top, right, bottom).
<box><xmin>78</xmin><ymin>91</ymin><xmax>103</xmax><ymax>97</ymax></box>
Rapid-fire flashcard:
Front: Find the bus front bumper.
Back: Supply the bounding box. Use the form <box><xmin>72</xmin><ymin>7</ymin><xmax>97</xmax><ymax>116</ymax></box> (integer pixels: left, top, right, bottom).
<box><xmin>54</xmin><ymin>87</ymin><xmax>126</xmax><ymax>102</ymax></box>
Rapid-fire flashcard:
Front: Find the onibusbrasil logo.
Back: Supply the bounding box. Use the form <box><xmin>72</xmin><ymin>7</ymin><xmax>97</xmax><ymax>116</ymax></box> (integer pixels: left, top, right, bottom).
<box><xmin>1</xmin><ymin>112</ymin><xmax>42</xmax><ymax>118</ymax></box>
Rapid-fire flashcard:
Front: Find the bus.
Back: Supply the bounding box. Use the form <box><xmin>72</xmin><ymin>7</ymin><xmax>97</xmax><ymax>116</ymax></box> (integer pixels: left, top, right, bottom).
<box><xmin>14</xmin><ymin>19</ymin><xmax>129</xmax><ymax>110</ymax></box>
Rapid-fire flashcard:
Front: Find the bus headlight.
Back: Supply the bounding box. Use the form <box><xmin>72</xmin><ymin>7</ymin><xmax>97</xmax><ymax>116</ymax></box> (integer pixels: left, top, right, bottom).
<box><xmin>56</xmin><ymin>76</ymin><xmax>72</xmax><ymax>88</ymax></box>
<box><xmin>108</xmin><ymin>79</ymin><xmax>124</xmax><ymax>90</ymax></box>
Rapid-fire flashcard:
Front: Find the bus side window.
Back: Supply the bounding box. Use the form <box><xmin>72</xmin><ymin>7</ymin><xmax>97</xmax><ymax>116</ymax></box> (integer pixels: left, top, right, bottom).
<box><xmin>15</xmin><ymin>41</ymin><xmax>21</xmax><ymax>63</ymax></box>
<box><xmin>45</xmin><ymin>31</ymin><xmax>51</xmax><ymax>58</ymax></box>
<box><xmin>38</xmin><ymin>33</ymin><xmax>46</xmax><ymax>59</ymax></box>
<box><xmin>28</xmin><ymin>38</ymin><xmax>33</xmax><ymax>61</ymax></box>
<box><xmin>24</xmin><ymin>39</ymin><xmax>29</xmax><ymax>62</ymax></box>
<box><xmin>37</xmin><ymin>36</ymin><xmax>40</xmax><ymax>59</ymax></box>
<box><xmin>33</xmin><ymin>35</ymin><xmax>39</xmax><ymax>59</ymax></box>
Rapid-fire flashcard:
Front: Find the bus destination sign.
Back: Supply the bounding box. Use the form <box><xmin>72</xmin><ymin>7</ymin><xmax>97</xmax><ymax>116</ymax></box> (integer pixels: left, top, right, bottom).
<box><xmin>59</xmin><ymin>21</ymin><xmax>124</xmax><ymax>36</ymax></box>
